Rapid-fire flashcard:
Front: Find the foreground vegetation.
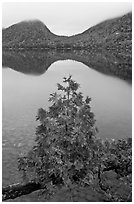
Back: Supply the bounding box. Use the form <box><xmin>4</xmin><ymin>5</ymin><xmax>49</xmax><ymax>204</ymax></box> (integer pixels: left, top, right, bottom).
<box><xmin>12</xmin><ymin>76</ymin><xmax>132</xmax><ymax>202</ymax></box>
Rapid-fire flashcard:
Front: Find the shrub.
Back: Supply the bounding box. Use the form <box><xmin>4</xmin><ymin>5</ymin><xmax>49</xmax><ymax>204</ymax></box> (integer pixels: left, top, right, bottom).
<box><xmin>18</xmin><ymin>76</ymin><xmax>131</xmax><ymax>201</ymax></box>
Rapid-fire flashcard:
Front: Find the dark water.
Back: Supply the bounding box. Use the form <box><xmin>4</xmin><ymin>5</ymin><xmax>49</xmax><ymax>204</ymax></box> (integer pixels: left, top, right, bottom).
<box><xmin>2</xmin><ymin>50</ymin><xmax>132</xmax><ymax>187</ymax></box>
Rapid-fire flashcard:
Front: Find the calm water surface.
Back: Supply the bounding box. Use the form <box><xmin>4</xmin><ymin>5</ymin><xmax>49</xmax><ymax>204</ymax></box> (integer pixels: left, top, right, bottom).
<box><xmin>2</xmin><ymin>59</ymin><xmax>132</xmax><ymax>186</ymax></box>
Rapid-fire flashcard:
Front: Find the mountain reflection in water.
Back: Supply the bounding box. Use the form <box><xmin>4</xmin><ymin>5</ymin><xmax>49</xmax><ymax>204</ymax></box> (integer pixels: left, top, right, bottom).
<box><xmin>2</xmin><ymin>49</ymin><xmax>132</xmax><ymax>80</ymax></box>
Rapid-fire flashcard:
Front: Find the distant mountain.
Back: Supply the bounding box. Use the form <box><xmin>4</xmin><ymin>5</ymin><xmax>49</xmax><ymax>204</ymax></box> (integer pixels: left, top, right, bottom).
<box><xmin>68</xmin><ymin>12</ymin><xmax>132</xmax><ymax>52</ymax></box>
<box><xmin>2</xmin><ymin>12</ymin><xmax>132</xmax><ymax>54</ymax></box>
<box><xmin>2</xmin><ymin>20</ymin><xmax>66</xmax><ymax>48</ymax></box>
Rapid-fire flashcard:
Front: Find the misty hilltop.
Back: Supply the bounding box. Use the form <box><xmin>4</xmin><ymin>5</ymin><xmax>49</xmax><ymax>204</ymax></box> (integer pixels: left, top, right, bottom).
<box><xmin>2</xmin><ymin>12</ymin><xmax>132</xmax><ymax>54</ymax></box>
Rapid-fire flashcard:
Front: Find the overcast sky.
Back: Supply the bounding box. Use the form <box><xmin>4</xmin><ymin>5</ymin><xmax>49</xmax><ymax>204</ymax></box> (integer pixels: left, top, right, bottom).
<box><xmin>2</xmin><ymin>2</ymin><xmax>132</xmax><ymax>36</ymax></box>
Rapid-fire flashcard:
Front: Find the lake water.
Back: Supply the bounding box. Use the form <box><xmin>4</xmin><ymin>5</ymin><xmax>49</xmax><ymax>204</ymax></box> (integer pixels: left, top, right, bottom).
<box><xmin>2</xmin><ymin>50</ymin><xmax>132</xmax><ymax>187</ymax></box>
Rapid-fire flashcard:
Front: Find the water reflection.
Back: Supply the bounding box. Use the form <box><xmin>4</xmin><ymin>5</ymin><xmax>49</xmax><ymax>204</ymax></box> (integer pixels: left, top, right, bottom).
<box><xmin>2</xmin><ymin>49</ymin><xmax>132</xmax><ymax>80</ymax></box>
